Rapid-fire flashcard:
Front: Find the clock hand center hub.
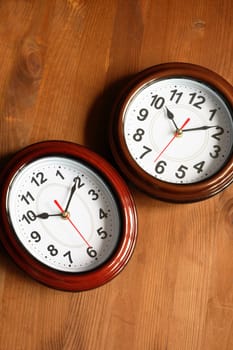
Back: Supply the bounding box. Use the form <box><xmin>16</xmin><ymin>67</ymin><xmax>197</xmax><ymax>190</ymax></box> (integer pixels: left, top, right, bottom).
<box><xmin>175</xmin><ymin>129</ymin><xmax>183</xmax><ymax>137</ymax></box>
<box><xmin>61</xmin><ymin>211</ymin><xmax>70</xmax><ymax>219</ymax></box>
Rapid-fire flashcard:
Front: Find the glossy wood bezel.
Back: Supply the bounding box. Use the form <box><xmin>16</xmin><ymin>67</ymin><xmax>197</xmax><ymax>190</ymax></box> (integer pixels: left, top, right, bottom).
<box><xmin>110</xmin><ymin>62</ymin><xmax>233</xmax><ymax>202</ymax></box>
<box><xmin>0</xmin><ymin>141</ymin><xmax>137</xmax><ymax>291</ymax></box>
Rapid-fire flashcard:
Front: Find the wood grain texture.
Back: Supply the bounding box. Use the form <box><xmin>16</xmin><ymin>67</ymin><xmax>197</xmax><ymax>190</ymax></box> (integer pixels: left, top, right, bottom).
<box><xmin>0</xmin><ymin>1</ymin><xmax>232</xmax><ymax>349</ymax></box>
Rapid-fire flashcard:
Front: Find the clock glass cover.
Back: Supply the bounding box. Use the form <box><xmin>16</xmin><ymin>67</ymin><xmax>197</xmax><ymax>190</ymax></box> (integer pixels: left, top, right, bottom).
<box><xmin>6</xmin><ymin>156</ymin><xmax>121</xmax><ymax>273</ymax></box>
<box><xmin>123</xmin><ymin>77</ymin><xmax>233</xmax><ymax>184</ymax></box>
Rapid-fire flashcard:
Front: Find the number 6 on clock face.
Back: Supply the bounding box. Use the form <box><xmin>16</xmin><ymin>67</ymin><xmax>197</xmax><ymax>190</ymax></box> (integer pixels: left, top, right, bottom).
<box><xmin>110</xmin><ymin>63</ymin><xmax>233</xmax><ymax>202</ymax></box>
<box><xmin>0</xmin><ymin>141</ymin><xmax>137</xmax><ymax>291</ymax></box>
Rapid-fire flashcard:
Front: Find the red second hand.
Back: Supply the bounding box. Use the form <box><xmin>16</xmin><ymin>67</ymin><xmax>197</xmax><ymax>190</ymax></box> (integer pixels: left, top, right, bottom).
<box><xmin>154</xmin><ymin>118</ymin><xmax>190</xmax><ymax>162</ymax></box>
<box><xmin>54</xmin><ymin>199</ymin><xmax>91</xmax><ymax>247</ymax></box>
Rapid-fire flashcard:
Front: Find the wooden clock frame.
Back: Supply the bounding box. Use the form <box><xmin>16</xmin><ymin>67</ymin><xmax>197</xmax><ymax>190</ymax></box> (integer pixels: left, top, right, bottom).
<box><xmin>0</xmin><ymin>141</ymin><xmax>137</xmax><ymax>291</ymax></box>
<box><xmin>109</xmin><ymin>62</ymin><xmax>233</xmax><ymax>203</ymax></box>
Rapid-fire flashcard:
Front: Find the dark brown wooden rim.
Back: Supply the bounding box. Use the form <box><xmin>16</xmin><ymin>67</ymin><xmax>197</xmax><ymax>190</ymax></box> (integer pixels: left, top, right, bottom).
<box><xmin>0</xmin><ymin>141</ymin><xmax>137</xmax><ymax>291</ymax></box>
<box><xmin>110</xmin><ymin>62</ymin><xmax>233</xmax><ymax>202</ymax></box>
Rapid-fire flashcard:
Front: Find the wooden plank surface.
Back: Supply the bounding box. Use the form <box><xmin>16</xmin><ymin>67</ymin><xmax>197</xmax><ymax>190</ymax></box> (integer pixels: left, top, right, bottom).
<box><xmin>0</xmin><ymin>1</ymin><xmax>233</xmax><ymax>349</ymax></box>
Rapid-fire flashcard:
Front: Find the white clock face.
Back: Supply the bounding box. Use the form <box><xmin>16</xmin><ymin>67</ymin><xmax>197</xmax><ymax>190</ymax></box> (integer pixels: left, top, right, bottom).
<box><xmin>123</xmin><ymin>77</ymin><xmax>233</xmax><ymax>184</ymax></box>
<box><xmin>6</xmin><ymin>156</ymin><xmax>121</xmax><ymax>272</ymax></box>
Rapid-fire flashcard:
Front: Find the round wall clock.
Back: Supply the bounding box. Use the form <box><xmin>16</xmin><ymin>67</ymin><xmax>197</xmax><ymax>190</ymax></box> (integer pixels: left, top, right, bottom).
<box><xmin>110</xmin><ymin>62</ymin><xmax>233</xmax><ymax>202</ymax></box>
<box><xmin>0</xmin><ymin>141</ymin><xmax>137</xmax><ymax>291</ymax></box>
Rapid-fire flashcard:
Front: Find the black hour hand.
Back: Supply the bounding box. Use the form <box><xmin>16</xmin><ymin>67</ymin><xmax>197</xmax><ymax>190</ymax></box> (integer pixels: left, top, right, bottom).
<box><xmin>165</xmin><ymin>107</ymin><xmax>179</xmax><ymax>131</ymax></box>
<box><xmin>36</xmin><ymin>212</ymin><xmax>62</xmax><ymax>219</ymax></box>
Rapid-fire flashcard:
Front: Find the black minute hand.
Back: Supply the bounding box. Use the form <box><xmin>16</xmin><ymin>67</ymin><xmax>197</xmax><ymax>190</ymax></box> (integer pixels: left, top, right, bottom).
<box><xmin>182</xmin><ymin>125</ymin><xmax>218</xmax><ymax>132</ymax></box>
<box><xmin>64</xmin><ymin>176</ymin><xmax>78</xmax><ymax>212</ymax></box>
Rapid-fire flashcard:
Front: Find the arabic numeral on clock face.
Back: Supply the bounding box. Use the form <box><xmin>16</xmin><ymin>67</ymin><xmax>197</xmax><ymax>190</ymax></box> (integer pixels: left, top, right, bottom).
<box><xmin>47</xmin><ymin>245</ymin><xmax>58</xmax><ymax>256</ymax></box>
<box><xmin>31</xmin><ymin>172</ymin><xmax>47</xmax><ymax>187</ymax></box>
<box><xmin>56</xmin><ymin>169</ymin><xmax>65</xmax><ymax>180</ymax></box>
<box><xmin>20</xmin><ymin>191</ymin><xmax>35</xmax><ymax>205</ymax></box>
<box><xmin>170</xmin><ymin>89</ymin><xmax>183</xmax><ymax>104</ymax></box>
<box><xmin>193</xmin><ymin>161</ymin><xmax>205</xmax><ymax>173</ymax></box>
<box><xmin>140</xmin><ymin>145</ymin><xmax>152</xmax><ymax>159</ymax></box>
<box><xmin>150</xmin><ymin>94</ymin><xmax>165</xmax><ymax>109</ymax></box>
<box><xmin>21</xmin><ymin>210</ymin><xmax>37</xmax><ymax>224</ymax></box>
<box><xmin>137</xmin><ymin>108</ymin><xmax>149</xmax><ymax>121</ymax></box>
<box><xmin>30</xmin><ymin>231</ymin><xmax>41</xmax><ymax>242</ymax></box>
<box><xmin>74</xmin><ymin>175</ymin><xmax>85</xmax><ymax>189</ymax></box>
<box><xmin>211</xmin><ymin>127</ymin><xmax>224</xmax><ymax>141</ymax></box>
<box><xmin>88</xmin><ymin>189</ymin><xmax>99</xmax><ymax>200</ymax></box>
<box><xmin>209</xmin><ymin>109</ymin><xmax>217</xmax><ymax>121</ymax></box>
<box><xmin>63</xmin><ymin>250</ymin><xmax>73</xmax><ymax>265</ymax></box>
<box><xmin>155</xmin><ymin>160</ymin><xmax>167</xmax><ymax>174</ymax></box>
<box><xmin>188</xmin><ymin>92</ymin><xmax>206</xmax><ymax>109</ymax></box>
<box><xmin>99</xmin><ymin>208</ymin><xmax>108</xmax><ymax>219</ymax></box>
<box><xmin>210</xmin><ymin>145</ymin><xmax>221</xmax><ymax>158</ymax></box>
<box><xmin>87</xmin><ymin>246</ymin><xmax>97</xmax><ymax>258</ymax></box>
<box><xmin>97</xmin><ymin>227</ymin><xmax>108</xmax><ymax>239</ymax></box>
<box><xmin>175</xmin><ymin>165</ymin><xmax>188</xmax><ymax>179</ymax></box>
<box><xmin>133</xmin><ymin>128</ymin><xmax>145</xmax><ymax>142</ymax></box>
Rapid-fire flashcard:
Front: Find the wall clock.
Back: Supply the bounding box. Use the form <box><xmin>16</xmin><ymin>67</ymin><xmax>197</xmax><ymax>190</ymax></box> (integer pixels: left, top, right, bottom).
<box><xmin>0</xmin><ymin>141</ymin><xmax>137</xmax><ymax>291</ymax></box>
<box><xmin>110</xmin><ymin>62</ymin><xmax>233</xmax><ymax>202</ymax></box>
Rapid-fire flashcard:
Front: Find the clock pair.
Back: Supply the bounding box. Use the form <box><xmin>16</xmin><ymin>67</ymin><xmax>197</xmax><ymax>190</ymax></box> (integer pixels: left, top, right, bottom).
<box><xmin>0</xmin><ymin>62</ymin><xmax>233</xmax><ymax>291</ymax></box>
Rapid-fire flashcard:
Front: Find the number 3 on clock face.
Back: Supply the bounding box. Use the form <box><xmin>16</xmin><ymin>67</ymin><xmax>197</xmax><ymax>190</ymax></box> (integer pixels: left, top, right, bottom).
<box><xmin>110</xmin><ymin>63</ymin><xmax>233</xmax><ymax>202</ymax></box>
